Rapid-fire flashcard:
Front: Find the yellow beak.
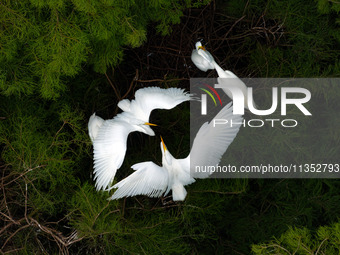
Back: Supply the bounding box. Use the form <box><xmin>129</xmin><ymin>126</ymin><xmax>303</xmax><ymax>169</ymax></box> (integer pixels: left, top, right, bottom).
<box><xmin>144</xmin><ymin>122</ymin><xmax>157</xmax><ymax>126</ymax></box>
<box><xmin>160</xmin><ymin>136</ymin><xmax>167</xmax><ymax>152</ymax></box>
<box><xmin>198</xmin><ymin>46</ymin><xmax>206</xmax><ymax>51</ymax></box>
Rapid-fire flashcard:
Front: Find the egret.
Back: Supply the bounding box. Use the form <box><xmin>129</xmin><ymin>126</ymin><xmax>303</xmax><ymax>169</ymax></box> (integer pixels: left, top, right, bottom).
<box><xmin>109</xmin><ymin>102</ymin><xmax>243</xmax><ymax>201</ymax></box>
<box><xmin>89</xmin><ymin>87</ymin><xmax>191</xmax><ymax>191</ymax></box>
<box><xmin>191</xmin><ymin>41</ymin><xmax>256</xmax><ymax>109</ymax></box>
<box><xmin>191</xmin><ymin>41</ymin><xmax>215</xmax><ymax>72</ymax></box>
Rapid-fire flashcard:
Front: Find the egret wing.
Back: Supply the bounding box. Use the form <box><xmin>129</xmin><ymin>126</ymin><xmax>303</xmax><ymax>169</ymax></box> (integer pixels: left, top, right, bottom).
<box><xmin>92</xmin><ymin>118</ymin><xmax>133</xmax><ymax>191</ymax></box>
<box><xmin>88</xmin><ymin>113</ymin><xmax>104</xmax><ymax>143</ymax></box>
<box><xmin>109</xmin><ymin>161</ymin><xmax>169</xmax><ymax>199</ymax></box>
<box><xmin>129</xmin><ymin>87</ymin><xmax>191</xmax><ymax>121</ymax></box>
<box><xmin>117</xmin><ymin>99</ymin><xmax>131</xmax><ymax>112</ymax></box>
<box><xmin>189</xmin><ymin>102</ymin><xmax>243</xmax><ymax>178</ymax></box>
<box><xmin>176</xmin><ymin>158</ymin><xmax>196</xmax><ymax>186</ymax></box>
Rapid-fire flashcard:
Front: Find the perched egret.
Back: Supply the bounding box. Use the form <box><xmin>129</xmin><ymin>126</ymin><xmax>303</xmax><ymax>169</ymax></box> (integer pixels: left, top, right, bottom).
<box><xmin>109</xmin><ymin>102</ymin><xmax>243</xmax><ymax>201</ymax></box>
<box><xmin>191</xmin><ymin>41</ymin><xmax>256</xmax><ymax>109</ymax></box>
<box><xmin>89</xmin><ymin>87</ymin><xmax>191</xmax><ymax>191</ymax></box>
<box><xmin>191</xmin><ymin>41</ymin><xmax>215</xmax><ymax>72</ymax></box>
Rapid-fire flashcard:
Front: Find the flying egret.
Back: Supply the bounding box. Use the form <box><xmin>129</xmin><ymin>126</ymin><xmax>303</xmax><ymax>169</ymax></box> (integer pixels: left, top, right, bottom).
<box><xmin>191</xmin><ymin>41</ymin><xmax>256</xmax><ymax>110</ymax></box>
<box><xmin>109</xmin><ymin>102</ymin><xmax>243</xmax><ymax>201</ymax></box>
<box><xmin>191</xmin><ymin>41</ymin><xmax>215</xmax><ymax>72</ymax></box>
<box><xmin>89</xmin><ymin>87</ymin><xmax>191</xmax><ymax>192</ymax></box>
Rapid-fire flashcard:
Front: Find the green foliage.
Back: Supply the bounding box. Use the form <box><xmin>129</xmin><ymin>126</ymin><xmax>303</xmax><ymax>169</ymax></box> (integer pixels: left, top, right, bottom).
<box><xmin>316</xmin><ymin>0</ymin><xmax>340</xmax><ymax>14</ymax></box>
<box><xmin>0</xmin><ymin>96</ymin><xmax>89</xmax><ymax>214</ymax></box>
<box><xmin>223</xmin><ymin>0</ymin><xmax>340</xmax><ymax>77</ymax></box>
<box><xmin>252</xmin><ymin>222</ymin><xmax>340</xmax><ymax>254</ymax></box>
<box><xmin>0</xmin><ymin>0</ymin><xmax>209</xmax><ymax>99</ymax></box>
<box><xmin>70</xmin><ymin>183</ymin><xmax>121</xmax><ymax>239</ymax></box>
<box><xmin>69</xmin><ymin>183</ymin><xmax>192</xmax><ymax>254</ymax></box>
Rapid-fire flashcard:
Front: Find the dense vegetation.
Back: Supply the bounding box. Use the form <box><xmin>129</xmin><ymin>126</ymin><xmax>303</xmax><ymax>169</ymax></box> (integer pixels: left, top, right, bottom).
<box><xmin>0</xmin><ymin>0</ymin><xmax>339</xmax><ymax>254</ymax></box>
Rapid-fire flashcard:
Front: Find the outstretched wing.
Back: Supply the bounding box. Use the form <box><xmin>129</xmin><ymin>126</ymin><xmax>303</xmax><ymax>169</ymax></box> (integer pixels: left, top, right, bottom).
<box><xmin>189</xmin><ymin>102</ymin><xmax>243</xmax><ymax>178</ymax></box>
<box><xmin>109</xmin><ymin>162</ymin><xmax>169</xmax><ymax>200</ymax></box>
<box><xmin>117</xmin><ymin>99</ymin><xmax>131</xmax><ymax>112</ymax></box>
<box><xmin>92</xmin><ymin>118</ymin><xmax>133</xmax><ymax>191</ymax></box>
<box><xmin>128</xmin><ymin>87</ymin><xmax>191</xmax><ymax>121</ymax></box>
<box><xmin>88</xmin><ymin>113</ymin><xmax>104</xmax><ymax>143</ymax></box>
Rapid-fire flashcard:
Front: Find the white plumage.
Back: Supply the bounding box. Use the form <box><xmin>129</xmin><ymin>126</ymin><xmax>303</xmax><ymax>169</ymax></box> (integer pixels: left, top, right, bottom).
<box><xmin>109</xmin><ymin>137</ymin><xmax>195</xmax><ymax>201</ymax></box>
<box><xmin>88</xmin><ymin>87</ymin><xmax>191</xmax><ymax>191</ymax></box>
<box><xmin>88</xmin><ymin>113</ymin><xmax>104</xmax><ymax>143</ymax></box>
<box><xmin>215</xmin><ymin>68</ymin><xmax>257</xmax><ymax>110</ymax></box>
<box><xmin>110</xmin><ymin>102</ymin><xmax>243</xmax><ymax>201</ymax></box>
<box><xmin>190</xmin><ymin>102</ymin><xmax>243</xmax><ymax>178</ymax></box>
<box><xmin>191</xmin><ymin>42</ymin><xmax>215</xmax><ymax>72</ymax></box>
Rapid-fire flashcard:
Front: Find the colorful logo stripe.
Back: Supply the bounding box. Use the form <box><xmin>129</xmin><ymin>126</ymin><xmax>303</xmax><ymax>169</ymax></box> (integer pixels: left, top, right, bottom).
<box><xmin>200</xmin><ymin>88</ymin><xmax>216</xmax><ymax>105</ymax></box>
<box><xmin>199</xmin><ymin>83</ymin><xmax>223</xmax><ymax>106</ymax></box>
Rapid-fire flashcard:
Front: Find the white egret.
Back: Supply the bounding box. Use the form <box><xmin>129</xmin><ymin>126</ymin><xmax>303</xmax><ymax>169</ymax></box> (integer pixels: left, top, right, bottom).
<box><xmin>89</xmin><ymin>87</ymin><xmax>191</xmax><ymax>191</ymax></box>
<box><xmin>191</xmin><ymin>41</ymin><xmax>256</xmax><ymax>110</ymax></box>
<box><xmin>109</xmin><ymin>136</ymin><xmax>195</xmax><ymax>201</ymax></box>
<box><xmin>109</xmin><ymin>102</ymin><xmax>243</xmax><ymax>201</ymax></box>
<box><xmin>191</xmin><ymin>41</ymin><xmax>215</xmax><ymax>72</ymax></box>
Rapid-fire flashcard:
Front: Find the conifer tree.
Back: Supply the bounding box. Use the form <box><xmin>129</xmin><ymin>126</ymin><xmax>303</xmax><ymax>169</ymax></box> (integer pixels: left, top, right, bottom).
<box><xmin>252</xmin><ymin>223</ymin><xmax>340</xmax><ymax>254</ymax></box>
<box><xmin>0</xmin><ymin>0</ymin><xmax>209</xmax><ymax>99</ymax></box>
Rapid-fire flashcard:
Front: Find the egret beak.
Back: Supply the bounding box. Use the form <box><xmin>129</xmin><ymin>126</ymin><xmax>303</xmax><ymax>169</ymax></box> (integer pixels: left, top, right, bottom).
<box><xmin>198</xmin><ymin>46</ymin><xmax>206</xmax><ymax>51</ymax></box>
<box><xmin>160</xmin><ymin>136</ymin><xmax>167</xmax><ymax>152</ymax></box>
<box><xmin>144</xmin><ymin>122</ymin><xmax>157</xmax><ymax>126</ymax></box>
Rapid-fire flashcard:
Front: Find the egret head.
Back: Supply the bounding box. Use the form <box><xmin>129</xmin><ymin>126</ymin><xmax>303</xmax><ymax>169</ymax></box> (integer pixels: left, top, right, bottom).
<box><xmin>195</xmin><ymin>41</ymin><xmax>205</xmax><ymax>51</ymax></box>
<box><xmin>126</xmin><ymin>116</ymin><xmax>157</xmax><ymax>136</ymax></box>
<box><xmin>139</xmin><ymin>122</ymin><xmax>156</xmax><ymax>136</ymax></box>
<box><xmin>160</xmin><ymin>136</ymin><xmax>173</xmax><ymax>165</ymax></box>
